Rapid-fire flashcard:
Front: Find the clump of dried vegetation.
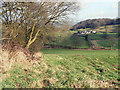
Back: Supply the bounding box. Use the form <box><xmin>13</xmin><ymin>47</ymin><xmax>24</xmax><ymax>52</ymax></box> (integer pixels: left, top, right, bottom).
<box><xmin>1</xmin><ymin>42</ymin><xmax>43</xmax><ymax>73</ymax></box>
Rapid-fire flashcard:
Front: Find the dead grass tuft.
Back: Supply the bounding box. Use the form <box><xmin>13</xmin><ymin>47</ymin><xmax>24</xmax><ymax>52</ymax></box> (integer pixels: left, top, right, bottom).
<box><xmin>1</xmin><ymin>43</ymin><xmax>43</xmax><ymax>73</ymax></box>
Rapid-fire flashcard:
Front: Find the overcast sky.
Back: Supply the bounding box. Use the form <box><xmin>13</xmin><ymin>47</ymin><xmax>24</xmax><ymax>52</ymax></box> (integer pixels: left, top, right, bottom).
<box><xmin>69</xmin><ymin>0</ymin><xmax>119</xmax><ymax>25</ymax></box>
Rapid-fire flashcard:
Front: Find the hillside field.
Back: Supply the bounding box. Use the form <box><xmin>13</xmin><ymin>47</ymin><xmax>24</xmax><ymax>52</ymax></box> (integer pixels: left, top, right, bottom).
<box><xmin>51</xmin><ymin>32</ymin><xmax>118</xmax><ymax>49</ymax></box>
<box><xmin>71</xmin><ymin>25</ymin><xmax>118</xmax><ymax>33</ymax></box>
<box><xmin>46</xmin><ymin>25</ymin><xmax>119</xmax><ymax>50</ymax></box>
<box><xmin>2</xmin><ymin>49</ymin><xmax>119</xmax><ymax>88</ymax></box>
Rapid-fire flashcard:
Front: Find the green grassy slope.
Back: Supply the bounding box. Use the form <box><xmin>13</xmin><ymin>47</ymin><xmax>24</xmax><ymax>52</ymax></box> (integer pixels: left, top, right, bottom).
<box><xmin>94</xmin><ymin>25</ymin><xmax>118</xmax><ymax>33</ymax></box>
<box><xmin>52</xmin><ymin>33</ymin><xmax>118</xmax><ymax>49</ymax></box>
<box><xmin>53</xmin><ymin>25</ymin><xmax>119</xmax><ymax>49</ymax></box>
<box><xmin>2</xmin><ymin>49</ymin><xmax>119</xmax><ymax>88</ymax></box>
<box><xmin>55</xmin><ymin>37</ymin><xmax>90</xmax><ymax>48</ymax></box>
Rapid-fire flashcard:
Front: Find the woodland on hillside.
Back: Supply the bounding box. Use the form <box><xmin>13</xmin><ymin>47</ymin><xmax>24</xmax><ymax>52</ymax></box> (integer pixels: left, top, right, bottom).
<box><xmin>70</xmin><ymin>18</ymin><xmax>120</xmax><ymax>30</ymax></box>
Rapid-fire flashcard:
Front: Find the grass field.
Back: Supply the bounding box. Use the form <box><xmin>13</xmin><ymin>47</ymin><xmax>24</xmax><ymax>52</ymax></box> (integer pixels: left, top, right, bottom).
<box><xmin>52</xmin><ymin>33</ymin><xmax>118</xmax><ymax>49</ymax></box>
<box><xmin>55</xmin><ymin>37</ymin><xmax>90</xmax><ymax>48</ymax></box>
<box><xmin>71</xmin><ymin>25</ymin><xmax>118</xmax><ymax>33</ymax></box>
<box><xmin>2</xmin><ymin>49</ymin><xmax>119</xmax><ymax>88</ymax></box>
<box><xmin>49</xmin><ymin>25</ymin><xmax>119</xmax><ymax>49</ymax></box>
<box><xmin>87</xmin><ymin>33</ymin><xmax>118</xmax><ymax>40</ymax></box>
<box><xmin>95</xmin><ymin>25</ymin><xmax>118</xmax><ymax>33</ymax></box>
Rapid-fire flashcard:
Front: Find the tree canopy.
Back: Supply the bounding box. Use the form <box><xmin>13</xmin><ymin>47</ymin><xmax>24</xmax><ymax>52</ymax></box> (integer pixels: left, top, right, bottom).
<box><xmin>1</xmin><ymin>1</ymin><xmax>79</xmax><ymax>51</ymax></box>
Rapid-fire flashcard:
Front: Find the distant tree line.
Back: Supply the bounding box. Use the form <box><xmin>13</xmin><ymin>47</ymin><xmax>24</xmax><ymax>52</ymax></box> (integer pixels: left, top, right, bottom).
<box><xmin>70</xmin><ymin>18</ymin><xmax>120</xmax><ymax>30</ymax></box>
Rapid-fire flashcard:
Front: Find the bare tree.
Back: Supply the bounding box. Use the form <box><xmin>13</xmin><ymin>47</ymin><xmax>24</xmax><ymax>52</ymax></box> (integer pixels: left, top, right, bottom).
<box><xmin>1</xmin><ymin>2</ymin><xmax>80</xmax><ymax>50</ymax></box>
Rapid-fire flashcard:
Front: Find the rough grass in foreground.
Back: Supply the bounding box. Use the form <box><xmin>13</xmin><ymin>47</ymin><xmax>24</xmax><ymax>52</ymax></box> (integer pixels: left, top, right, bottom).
<box><xmin>2</xmin><ymin>49</ymin><xmax>119</xmax><ymax>88</ymax></box>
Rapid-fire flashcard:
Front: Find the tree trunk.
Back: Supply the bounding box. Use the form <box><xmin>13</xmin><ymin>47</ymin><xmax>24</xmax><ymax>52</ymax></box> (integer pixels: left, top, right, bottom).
<box><xmin>25</xmin><ymin>43</ymin><xmax>30</xmax><ymax>49</ymax></box>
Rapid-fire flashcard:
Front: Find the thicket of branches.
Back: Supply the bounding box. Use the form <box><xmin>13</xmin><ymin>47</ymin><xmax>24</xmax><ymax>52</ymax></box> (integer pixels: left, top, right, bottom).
<box><xmin>0</xmin><ymin>1</ymin><xmax>79</xmax><ymax>52</ymax></box>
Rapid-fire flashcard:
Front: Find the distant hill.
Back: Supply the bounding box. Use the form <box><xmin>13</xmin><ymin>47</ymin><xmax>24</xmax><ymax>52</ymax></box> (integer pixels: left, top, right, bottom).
<box><xmin>70</xmin><ymin>18</ymin><xmax>120</xmax><ymax>30</ymax></box>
